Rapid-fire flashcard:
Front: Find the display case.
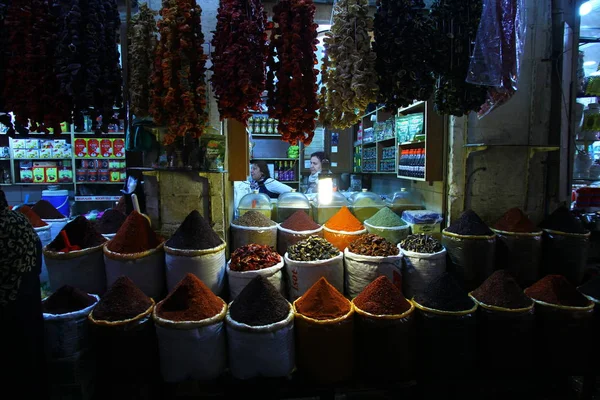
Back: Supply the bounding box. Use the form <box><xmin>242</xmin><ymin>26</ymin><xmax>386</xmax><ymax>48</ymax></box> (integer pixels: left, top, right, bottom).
<box><xmin>386</xmin><ymin>188</ymin><xmax>425</xmax><ymax>217</ymax></box>
<box><xmin>276</xmin><ymin>189</ymin><xmax>311</xmax><ymax>223</ymax></box>
<box><xmin>237</xmin><ymin>190</ymin><xmax>272</xmax><ymax>219</ymax></box>
<box><xmin>350</xmin><ymin>188</ymin><xmax>385</xmax><ymax>223</ymax></box>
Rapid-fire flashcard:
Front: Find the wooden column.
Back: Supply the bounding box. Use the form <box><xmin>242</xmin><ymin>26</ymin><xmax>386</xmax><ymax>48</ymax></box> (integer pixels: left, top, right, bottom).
<box><xmin>227</xmin><ymin>119</ymin><xmax>249</xmax><ymax>181</ymax></box>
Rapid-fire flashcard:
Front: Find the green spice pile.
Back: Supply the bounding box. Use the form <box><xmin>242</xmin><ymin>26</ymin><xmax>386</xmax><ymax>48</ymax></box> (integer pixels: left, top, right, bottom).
<box><xmin>400</xmin><ymin>234</ymin><xmax>443</xmax><ymax>253</ymax></box>
<box><xmin>287</xmin><ymin>235</ymin><xmax>339</xmax><ymax>262</ymax></box>
<box><xmin>365</xmin><ymin>206</ymin><xmax>407</xmax><ymax>227</ymax></box>
<box><xmin>233</xmin><ymin>210</ymin><xmax>276</xmax><ymax>227</ymax></box>
<box><xmin>348</xmin><ymin>233</ymin><xmax>399</xmax><ymax>257</ymax></box>
<box><xmin>229</xmin><ymin>244</ymin><xmax>280</xmax><ymax>272</ymax></box>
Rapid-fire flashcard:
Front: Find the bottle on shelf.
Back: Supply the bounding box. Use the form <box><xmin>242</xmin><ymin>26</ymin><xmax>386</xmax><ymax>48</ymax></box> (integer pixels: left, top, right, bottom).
<box><xmin>274</xmin><ymin>161</ymin><xmax>279</xmax><ymax>180</ymax></box>
<box><xmin>248</xmin><ymin>116</ymin><xmax>255</xmax><ymax>134</ymax></box>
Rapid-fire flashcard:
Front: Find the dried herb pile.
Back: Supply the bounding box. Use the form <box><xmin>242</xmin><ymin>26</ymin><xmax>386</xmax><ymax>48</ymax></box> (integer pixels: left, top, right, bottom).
<box><xmin>373</xmin><ymin>0</ymin><xmax>434</xmax><ymax>109</ymax></box>
<box><xmin>400</xmin><ymin>234</ymin><xmax>443</xmax><ymax>254</ymax></box>
<box><xmin>319</xmin><ymin>0</ymin><xmax>378</xmax><ymax>128</ymax></box>
<box><xmin>348</xmin><ymin>234</ymin><xmax>399</xmax><ymax>257</ymax></box>
<box><xmin>150</xmin><ymin>0</ymin><xmax>209</xmax><ymax>146</ymax></box>
<box><xmin>229</xmin><ymin>244</ymin><xmax>280</xmax><ymax>272</ymax></box>
<box><xmin>287</xmin><ymin>235</ymin><xmax>339</xmax><ymax>261</ymax></box>
<box><xmin>128</xmin><ymin>3</ymin><xmax>158</xmax><ymax>118</ymax></box>
<box><xmin>211</xmin><ymin>0</ymin><xmax>268</xmax><ymax>124</ymax></box>
<box><xmin>267</xmin><ymin>0</ymin><xmax>319</xmax><ymax>145</ymax></box>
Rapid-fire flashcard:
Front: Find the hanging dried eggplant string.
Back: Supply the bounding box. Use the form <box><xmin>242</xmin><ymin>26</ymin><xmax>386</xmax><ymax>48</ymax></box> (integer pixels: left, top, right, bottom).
<box><xmin>430</xmin><ymin>0</ymin><xmax>487</xmax><ymax>116</ymax></box>
<box><xmin>267</xmin><ymin>0</ymin><xmax>319</xmax><ymax>145</ymax></box>
<box><xmin>373</xmin><ymin>0</ymin><xmax>435</xmax><ymax>110</ymax></box>
<box><xmin>150</xmin><ymin>0</ymin><xmax>209</xmax><ymax>146</ymax></box>
<box><xmin>211</xmin><ymin>0</ymin><xmax>268</xmax><ymax>125</ymax></box>
<box><xmin>320</xmin><ymin>0</ymin><xmax>378</xmax><ymax>129</ymax></box>
<box><xmin>128</xmin><ymin>3</ymin><xmax>157</xmax><ymax>118</ymax></box>
<box><xmin>318</xmin><ymin>49</ymin><xmax>334</xmax><ymax>127</ymax></box>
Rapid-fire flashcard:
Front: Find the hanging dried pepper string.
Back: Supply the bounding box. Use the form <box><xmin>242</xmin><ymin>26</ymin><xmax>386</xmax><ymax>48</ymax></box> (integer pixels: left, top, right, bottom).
<box><xmin>211</xmin><ymin>0</ymin><xmax>268</xmax><ymax>125</ymax></box>
<box><xmin>267</xmin><ymin>0</ymin><xmax>319</xmax><ymax>145</ymax></box>
<box><xmin>151</xmin><ymin>0</ymin><xmax>209</xmax><ymax>145</ymax></box>
<box><xmin>320</xmin><ymin>0</ymin><xmax>378</xmax><ymax>129</ymax></box>
<box><xmin>128</xmin><ymin>4</ymin><xmax>158</xmax><ymax>118</ymax></box>
<box><xmin>373</xmin><ymin>0</ymin><xmax>435</xmax><ymax>110</ymax></box>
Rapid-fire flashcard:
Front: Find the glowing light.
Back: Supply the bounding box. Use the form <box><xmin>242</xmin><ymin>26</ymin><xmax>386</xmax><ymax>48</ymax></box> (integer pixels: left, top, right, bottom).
<box><xmin>581</xmin><ymin>1</ymin><xmax>593</xmax><ymax>16</ymax></box>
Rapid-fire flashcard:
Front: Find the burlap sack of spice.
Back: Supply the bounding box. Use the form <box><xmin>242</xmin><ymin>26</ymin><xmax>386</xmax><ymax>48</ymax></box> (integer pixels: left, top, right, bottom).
<box><xmin>284</xmin><ymin>251</ymin><xmax>344</xmax><ymax>302</ymax></box>
<box><xmin>492</xmin><ymin>228</ymin><xmax>542</xmax><ymax>288</ymax></box>
<box><xmin>441</xmin><ymin>229</ymin><xmax>496</xmax><ymax>292</ymax></box>
<box><xmin>344</xmin><ymin>248</ymin><xmax>403</xmax><ymax>299</ymax></box>
<box><xmin>323</xmin><ymin>226</ymin><xmax>367</xmax><ymax>252</ymax></box>
<box><xmin>227</xmin><ymin>257</ymin><xmax>285</xmax><ymax>301</ymax></box>
<box><xmin>164</xmin><ymin>242</ymin><xmax>227</xmax><ymax>295</ymax></box>
<box><xmin>277</xmin><ymin>224</ymin><xmax>323</xmax><ymax>256</ymax></box>
<box><xmin>400</xmin><ymin>247</ymin><xmax>447</xmax><ymax>300</ymax></box>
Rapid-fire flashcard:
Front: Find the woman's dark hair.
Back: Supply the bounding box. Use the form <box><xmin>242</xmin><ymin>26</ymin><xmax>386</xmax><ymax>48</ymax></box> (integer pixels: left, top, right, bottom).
<box><xmin>0</xmin><ymin>189</ymin><xmax>7</xmax><ymax>209</ymax></box>
<box><xmin>310</xmin><ymin>151</ymin><xmax>328</xmax><ymax>163</ymax></box>
<box><xmin>252</xmin><ymin>160</ymin><xmax>271</xmax><ymax>180</ymax></box>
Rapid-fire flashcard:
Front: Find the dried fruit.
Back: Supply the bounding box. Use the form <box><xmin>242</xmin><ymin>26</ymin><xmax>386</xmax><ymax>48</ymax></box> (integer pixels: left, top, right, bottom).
<box><xmin>348</xmin><ymin>233</ymin><xmax>399</xmax><ymax>257</ymax></box>
<box><xmin>287</xmin><ymin>235</ymin><xmax>339</xmax><ymax>261</ymax></box>
<box><xmin>229</xmin><ymin>244</ymin><xmax>280</xmax><ymax>272</ymax></box>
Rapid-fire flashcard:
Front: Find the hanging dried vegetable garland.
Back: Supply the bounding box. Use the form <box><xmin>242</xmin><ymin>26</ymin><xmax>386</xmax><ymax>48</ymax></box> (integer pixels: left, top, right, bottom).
<box><xmin>151</xmin><ymin>0</ymin><xmax>209</xmax><ymax>146</ymax></box>
<box><xmin>267</xmin><ymin>0</ymin><xmax>319</xmax><ymax>145</ymax></box>
<box><xmin>0</xmin><ymin>0</ymin><xmax>10</xmax><ymax>115</ymax></box>
<box><xmin>318</xmin><ymin>50</ymin><xmax>333</xmax><ymax>127</ymax></box>
<box><xmin>3</xmin><ymin>0</ymin><xmax>70</xmax><ymax>134</ymax></box>
<box><xmin>320</xmin><ymin>0</ymin><xmax>378</xmax><ymax>129</ymax></box>
<box><xmin>373</xmin><ymin>0</ymin><xmax>435</xmax><ymax>110</ymax></box>
<box><xmin>128</xmin><ymin>3</ymin><xmax>158</xmax><ymax>118</ymax></box>
<box><xmin>211</xmin><ymin>0</ymin><xmax>268</xmax><ymax>124</ymax></box>
<box><xmin>430</xmin><ymin>0</ymin><xmax>487</xmax><ymax>116</ymax></box>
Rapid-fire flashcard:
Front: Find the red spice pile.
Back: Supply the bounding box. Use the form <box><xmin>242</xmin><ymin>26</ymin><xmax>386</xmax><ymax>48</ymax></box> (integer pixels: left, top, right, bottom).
<box><xmin>354</xmin><ymin>276</ymin><xmax>411</xmax><ymax>315</ymax></box>
<box><xmin>32</xmin><ymin>199</ymin><xmax>65</xmax><ymax>219</ymax></box>
<box><xmin>92</xmin><ymin>276</ymin><xmax>153</xmax><ymax>322</ymax></box>
<box><xmin>281</xmin><ymin>210</ymin><xmax>320</xmax><ymax>231</ymax></box>
<box><xmin>295</xmin><ymin>277</ymin><xmax>351</xmax><ymax>320</ymax></box>
<box><xmin>471</xmin><ymin>270</ymin><xmax>532</xmax><ymax>309</ymax></box>
<box><xmin>107</xmin><ymin>211</ymin><xmax>163</xmax><ymax>254</ymax></box>
<box><xmin>155</xmin><ymin>274</ymin><xmax>224</xmax><ymax>322</ymax></box>
<box><xmin>229</xmin><ymin>244</ymin><xmax>280</xmax><ymax>272</ymax></box>
<box><xmin>524</xmin><ymin>275</ymin><xmax>590</xmax><ymax>307</ymax></box>
<box><xmin>47</xmin><ymin>216</ymin><xmax>107</xmax><ymax>251</ymax></box>
<box><xmin>42</xmin><ymin>285</ymin><xmax>96</xmax><ymax>314</ymax></box>
<box><xmin>493</xmin><ymin>207</ymin><xmax>537</xmax><ymax>233</ymax></box>
<box><xmin>17</xmin><ymin>205</ymin><xmax>48</xmax><ymax>228</ymax></box>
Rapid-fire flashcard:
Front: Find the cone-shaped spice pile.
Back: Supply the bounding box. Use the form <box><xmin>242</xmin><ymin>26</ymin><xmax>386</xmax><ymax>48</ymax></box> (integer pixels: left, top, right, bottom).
<box><xmin>156</xmin><ymin>274</ymin><xmax>224</xmax><ymax>321</ymax></box>
<box><xmin>354</xmin><ymin>276</ymin><xmax>410</xmax><ymax>315</ymax></box>
<box><xmin>107</xmin><ymin>211</ymin><xmax>163</xmax><ymax>254</ymax></box>
<box><xmin>47</xmin><ymin>216</ymin><xmax>107</xmax><ymax>251</ymax></box>
<box><xmin>96</xmin><ymin>209</ymin><xmax>127</xmax><ymax>234</ymax></box>
<box><xmin>446</xmin><ymin>209</ymin><xmax>493</xmax><ymax>236</ymax></box>
<box><xmin>538</xmin><ymin>205</ymin><xmax>587</xmax><ymax>234</ymax></box>
<box><xmin>414</xmin><ymin>272</ymin><xmax>475</xmax><ymax>312</ymax></box>
<box><xmin>471</xmin><ymin>270</ymin><xmax>532</xmax><ymax>309</ymax></box>
<box><xmin>32</xmin><ymin>199</ymin><xmax>65</xmax><ymax>219</ymax></box>
<box><xmin>295</xmin><ymin>277</ymin><xmax>351</xmax><ymax>320</ymax></box>
<box><xmin>92</xmin><ymin>276</ymin><xmax>153</xmax><ymax>322</ymax></box>
<box><xmin>324</xmin><ymin>206</ymin><xmax>364</xmax><ymax>232</ymax></box>
<box><xmin>17</xmin><ymin>205</ymin><xmax>48</xmax><ymax>228</ymax></box>
<box><xmin>525</xmin><ymin>275</ymin><xmax>590</xmax><ymax>307</ymax></box>
<box><xmin>493</xmin><ymin>208</ymin><xmax>537</xmax><ymax>233</ymax></box>
<box><xmin>281</xmin><ymin>210</ymin><xmax>320</xmax><ymax>231</ymax></box>
<box><xmin>166</xmin><ymin>210</ymin><xmax>222</xmax><ymax>250</ymax></box>
<box><xmin>43</xmin><ymin>285</ymin><xmax>96</xmax><ymax>314</ymax></box>
<box><xmin>230</xmin><ymin>275</ymin><xmax>289</xmax><ymax>326</ymax></box>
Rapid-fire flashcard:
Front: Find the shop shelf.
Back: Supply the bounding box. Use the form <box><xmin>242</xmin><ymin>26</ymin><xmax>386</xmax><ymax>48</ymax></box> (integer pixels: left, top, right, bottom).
<box><xmin>14</xmin><ymin>182</ymin><xmax>74</xmax><ymax>185</ymax></box>
<box><xmin>74</xmin><ymin>195</ymin><xmax>121</xmax><ymax>202</ymax></box>
<box><xmin>397</xmin><ymin>100</ymin><xmax>425</xmax><ymax>114</ymax></box>
<box><xmin>0</xmin><ymin>183</ymin><xmax>12</xmax><ymax>185</ymax></box>
<box><xmin>398</xmin><ymin>141</ymin><xmax>425</xmax><ymax>147</ymax></box>
<box><xmin>397</xmin><ymin>174</ymin><xmax>426</xmax><ymax>181</ymax></box>
<box><xmin>13</xmin><ymin>158</ymin><xmax>72</xmax><ymax>161</ymax></box>
<box><xmin>75</xmin><ymin>181</ymin><xmax>125</xmax><ymax>185</ymax></box>
<box><xmin>75</xmin><ymin>156</ymin><xmax>126</xmax><ymax>160</ymax></box>
<box><xmin>250</xmin><ymin>134</ymin><xmax>282</xmax><ymax>138</ymax></box>
<box><xmin>252</xmin><ymin>157</ymin><xmax>299</xmax><ymax>161</ymax></box>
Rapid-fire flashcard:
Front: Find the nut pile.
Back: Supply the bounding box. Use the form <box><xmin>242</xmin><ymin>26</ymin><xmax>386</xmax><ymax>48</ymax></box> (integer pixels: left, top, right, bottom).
<box><xmin>400</xmin><ymin>234</ymin><xmax>443</xmax><ymax>254</ymax></box>
<box><xmin>348</xmin><ymin>233</ymin><xmax>399</xmax><ymax>257</ymax></box>
<box><xmin>287</xmin><ymin>235</ymin><xmax>339</xmax><ymax>262</ymax></box>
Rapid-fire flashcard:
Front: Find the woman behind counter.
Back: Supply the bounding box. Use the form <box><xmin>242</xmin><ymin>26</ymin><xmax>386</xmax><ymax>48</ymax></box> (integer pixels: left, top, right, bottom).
<box><xmin>251</xmin><ymin>160</ymin><xmax>293</xmax><ymax>198</ymax></box>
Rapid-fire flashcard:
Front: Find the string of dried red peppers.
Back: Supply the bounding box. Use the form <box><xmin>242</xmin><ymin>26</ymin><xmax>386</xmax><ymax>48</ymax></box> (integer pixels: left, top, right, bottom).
<box><xmin>266</xmin><ymin>0</ymin><xmax>319</xmax><ymax>145</ymax></box>
<box><xmin>150</xmin><ymin>0</ymin><xmax>209</xmax><ymax>146</ymax></box>
<box><xmin>211</xmin><ymin>0</ymin><xmax>268</xmax><ymax>125</ymax></box>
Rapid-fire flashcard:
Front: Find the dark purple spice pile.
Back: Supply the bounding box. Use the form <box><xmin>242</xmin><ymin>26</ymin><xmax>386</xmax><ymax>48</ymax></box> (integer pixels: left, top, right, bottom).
<box><xmin>43</xmin><ymin>285</ymin><xmax>96</xmax><ymax>314</ymax></box>
<box><xmin>446</xmin><ymin>209</ymin><xmax>493</xmax><ymax>236</ymax></box>
<box><xmin>538</xmin><ymin>205</ymin><xmax>587</xmax><ymax>234</ymax></box>
<box><xmin>166</xmin><ymin>210</ymin><xmax>222</xmax><ymax>250</ymax></box>
<box><xmin>96</xmin><ymin>209</ymin><xmax>127</xmax><ymax>234</ymax></box>
<box><xmin>229</xmin><ymin>276</ymin><xmax>289</xmax><ymax>326</ymax></box>
<box><xmin>47</xmin><ymin>216</ymin><xmax>107</xmax><ymax>251</ymax></box>
<box><xmin>92</xmin><ymin>276</ymin><xmax>153</xmax><ymax>322</ymax></box>
<box><xmin>471</xmin><ymin>270</ymin><xmax>532</xmax><ymax>309</ymax></box>
<box><xmin>414</xmin><ymin>272</ymin><xmax>475</xmax><ymax>312</ymax></box>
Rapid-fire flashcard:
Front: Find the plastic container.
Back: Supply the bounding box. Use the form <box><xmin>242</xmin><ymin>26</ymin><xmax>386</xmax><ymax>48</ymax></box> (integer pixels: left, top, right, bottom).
<box><xmin>401</xmin><ymin>210</ymin><xmax>443</xmax><ymax>241</ymax></box>
<box><xmin>386</xmin><ymin>188</ymin><xmax>425</xmax><ymax>217</ymax></box>
<box><xmin>350</xmin><ymin>189</ymin><xmax>385</xmax><ymax>223</ymax></box>
<box><xmin>42</xmin><ymin>189</ymin><xmax>70</xmax><ymax>218</ymax></box>
<box><xmin>314</xmin><ymin>191</ymin><xmax>348</xmax><ymax>225</ymax></box>
<box><xmin>237</xmin><ymin>190</ymin><xmax>272</xmax><ymax>219</ymax></box>
<box><xmin>276</xmin><ymin>190</ymin><xmax>311</xmax><ymax>223</ymax></box>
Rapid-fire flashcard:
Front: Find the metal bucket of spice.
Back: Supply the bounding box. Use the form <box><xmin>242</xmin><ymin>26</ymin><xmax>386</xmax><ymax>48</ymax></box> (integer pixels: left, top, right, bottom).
<box><xmin>284</xmin><ymin>236</ymin><xmax>343</xmax><ymax>302</ymax></box>
<box><xmin>491</xmin><ymin>228</ymin><xmax>542</xmax><ymax>288</ymax></box>
<box><xmin>352</xmin><ymin>276</ymin><xmax>416</xmax><ymax>383</ymax></box>
<box><xmin>344</xmin><ymin>234</ymin><xmax>403</xmax><ymax>298</ymax></box>
<box><xmin>226</xmin><ymin>276</ymin><xmax>295</xmax><ymax>379</ymax></box>
<box><xmin>541</xmin><ymin>229</ymin><xmax>590</xmax><ymax>286</ymax></box>
<box><xmin>226</xmin><ymin>244</ymin><xmax>285</xmax><ymax>301</ymax></box>
<box><xmin>293</xmin><ymin>277</ymin><xmax>355</xmax><ymax>384</ymax></box>
<box><xmin>468</xmin><ymin>270</ymin><xmax>535</xmax><ymax>374</ymax></box>
<box><xmin>525</xmin><ymin>275</ymin><xmax>595</xmax><ymax>374</ymax></box>
<box><xmin>412</xmin><ymin>272</ymin><xmax>478</xmax><ymax>378</ymax></box>
<box><xmin>399</xmin><ymin>234</ymin><xmax>447</xmax><ymax>299</ymax></box>
<box><xmin>89</xmin><ymin>277</ymin><xmax>160</xmax><ymax>387</ymax></box>
<box><xmin>153</xmin><ymin>274</ymin><xmax>228</xmax><ymax>382</ymax></box>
